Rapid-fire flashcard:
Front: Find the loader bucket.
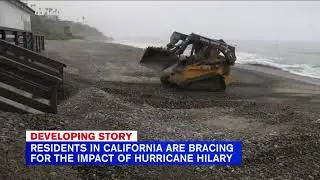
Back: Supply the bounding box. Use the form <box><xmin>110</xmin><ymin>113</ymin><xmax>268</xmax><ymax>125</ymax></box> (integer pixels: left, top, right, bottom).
<box><xmin>139</xmin><ymin>47</ymin><xmax>180</xmax><ymax>71</ymax></box>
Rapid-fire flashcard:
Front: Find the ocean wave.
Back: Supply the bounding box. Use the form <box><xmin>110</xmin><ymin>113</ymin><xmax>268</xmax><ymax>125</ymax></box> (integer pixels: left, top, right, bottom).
<box><xmin>111</xmin><ymin>40</ymin><xmax>166</xmax><ymax>49</ymax></box>
<box><xmin>112</xmin><ymin>40</ymin><xmax>320</xmax><ymax>79</ymax></box>
<box><xmin>236</xmin><ymin>52</ymin><xmax>320</xmax><ymax>79</ymax></box>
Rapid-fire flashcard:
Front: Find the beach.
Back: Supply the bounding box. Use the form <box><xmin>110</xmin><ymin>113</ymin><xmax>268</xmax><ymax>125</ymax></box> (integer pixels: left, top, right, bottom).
<box><xmin>1</xmin><ymin>40</ymin><xmax>319</xmax><ymax>179</ymax></box>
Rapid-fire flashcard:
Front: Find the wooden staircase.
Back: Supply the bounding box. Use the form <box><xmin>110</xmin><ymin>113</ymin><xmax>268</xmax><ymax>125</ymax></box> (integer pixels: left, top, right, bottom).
<box><xmin>0</xmin><ymin>39</ymin><xmax>66</xmax><ymax>114</ymax></box>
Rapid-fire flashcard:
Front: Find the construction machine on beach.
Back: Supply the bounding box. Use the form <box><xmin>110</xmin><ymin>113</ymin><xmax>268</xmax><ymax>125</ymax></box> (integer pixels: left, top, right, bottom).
<box><xmin>139</xmin><ymin>32</ymin><xmax>237</xmax><ymax>91</ymax></box>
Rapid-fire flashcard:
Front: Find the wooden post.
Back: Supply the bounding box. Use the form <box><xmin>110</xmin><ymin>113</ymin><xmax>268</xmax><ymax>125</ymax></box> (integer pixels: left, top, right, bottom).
<box><xmin>13</xmin><ymin>31</ymin><xmax>18</xmax><ymax>45</ymax></box>
<box><xmin>35</xmin><ymin>36</ymin><xmax>38</xmax><ymax>52</ymax></box>
<box><xmin>41</xmin><ymin>36</ymin><xmax>45</xmax><ymax>51</ymax></box>
<box><xmin>23</xmin><ymin>32</ymin><xmax>27</xmax><ymax>48</ymax></box>
<box><xmin>1</xmin><ymin>30</ymin><xmax>5</xmax><ymax>40</ymax></box>
<box><xmin>30</xmin><ymin>34</ymin><xmax>34</xmax><ymax>51</ymax></box>
<box><xmin>37</xmin><ymin>36</ymin><xmax>40</xmax><ymax>52</ymax></box>
<box><xmin>37</xmin><ymin>36</ymin><xmax>39</xmax><ymax>52</ymax></box>
<box><xmin>50</xmin><ymin>86</ymin><xmax>58</xmax><ymax>113</ymax></box>
<box><xmin>26</xmin><ymin>33</ymin><xmax>31</xmax><ymax>50</ymax></box>
<box><xmin>39</xmin><ymin>36</ymin><xmax>42</xmax><ymax>51</ymax></box>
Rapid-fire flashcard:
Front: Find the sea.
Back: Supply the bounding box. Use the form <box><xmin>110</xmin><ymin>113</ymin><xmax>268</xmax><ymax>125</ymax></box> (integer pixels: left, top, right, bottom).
<box><xmin>111</xmin><ymin>38</ymin><xmax>320</xmax><ymax>80</ymax></box>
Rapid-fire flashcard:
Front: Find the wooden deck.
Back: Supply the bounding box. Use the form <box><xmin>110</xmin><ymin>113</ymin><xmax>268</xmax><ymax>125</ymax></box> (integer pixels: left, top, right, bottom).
<box><xmin>0</xmin><ymin>31</ymin><xmax>66</xmax><ymax>114</ymax></box>
<box><xmin>0</xmin><ymin>26</ymin><xmax>44</xmax><ymax>52</ymax></box>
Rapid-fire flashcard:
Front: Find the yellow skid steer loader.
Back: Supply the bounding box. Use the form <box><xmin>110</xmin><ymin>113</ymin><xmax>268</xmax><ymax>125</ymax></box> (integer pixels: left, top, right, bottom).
<box><xmin>139</xmin><ymin>32</ymin><xmax>237</xmax><ymax>91</ymax></box>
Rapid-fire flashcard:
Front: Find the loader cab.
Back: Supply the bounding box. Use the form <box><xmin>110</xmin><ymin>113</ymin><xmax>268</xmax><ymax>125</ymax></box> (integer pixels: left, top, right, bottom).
<box><xmin>182</xmin><ymin>44</ymin><xmax>194</xmax><ymax>57</ymax></box>
<box><xmin>179</xmin><ymin>41</ymin><xmax>205</xmax><ymax>58</ymax></box>
<box><xmin>167</xmin><ymin>31</ymin><xmax>188</xmax><ymax>49</ymax></box>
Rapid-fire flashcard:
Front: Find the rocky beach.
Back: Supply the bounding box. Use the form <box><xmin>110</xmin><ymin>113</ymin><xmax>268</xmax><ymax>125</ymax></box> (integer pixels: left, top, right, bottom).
<box><xmin>1</xmin><ymin>39</ymin><xmax>319</xmax><ymax>180</ymax></box>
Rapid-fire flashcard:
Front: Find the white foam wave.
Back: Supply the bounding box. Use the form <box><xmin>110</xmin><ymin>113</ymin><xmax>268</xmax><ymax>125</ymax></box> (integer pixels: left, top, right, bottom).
<box><xmin>236</xmin><ymin>52</ymin><xmax>320</xmax><ymax>79</ymax></box>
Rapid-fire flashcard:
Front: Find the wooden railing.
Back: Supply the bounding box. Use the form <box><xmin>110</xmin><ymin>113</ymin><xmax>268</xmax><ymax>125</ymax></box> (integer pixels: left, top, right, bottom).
<box><xmin>0</xmin><ymin>30</ymin><xmax>66</xmax><ymax>114</ymax></box>
<box><xmin>0</xmin><ymin>26</ymin><xmax>44</xmax><ymax>52</ymax></box>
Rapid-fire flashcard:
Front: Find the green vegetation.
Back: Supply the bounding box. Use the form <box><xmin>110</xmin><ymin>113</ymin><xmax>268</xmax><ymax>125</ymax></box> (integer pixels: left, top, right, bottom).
<box><xmin>31</xmin><ymin>15</ymin><xmax>112</xmax><ymax>41</ymax></box>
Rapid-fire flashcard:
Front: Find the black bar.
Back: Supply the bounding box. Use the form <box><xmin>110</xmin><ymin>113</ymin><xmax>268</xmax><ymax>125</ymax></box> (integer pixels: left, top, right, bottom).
<box><xmin>0</xmin><ymin>86</ymin><xmax>52</xmax><ymax>113</ymax></box>
<box><xmin>0</xmin><ymin>64</ymin><xmax>57</xmax><ymax>88</ymax></box>
<box><xmin>13</xmin><ymin>31</ymin><xmax>18</xmax><ymax>45</ymax></box>
<box><xmin>0</xmin><ymin>70</ymin><xmax>51</xmax><ymax>99</ymax></box>
<box><xmin>0</xmin><ymin>40</ymin><xmax>66</xmax><ymax>69</ymax></box>
<box><xmin>34</xmin><ymin>35</ymin><xmax>37</xmax><ymax>52</ymax></box>
<box><xmin>42</xmin><ymin>36</ymin><xmax>45</xmax><ymax>50</ymax></box>
<box><xmin>37</xmin><ymin>36</ymin><xmax>39</xmax><ymax>52</ymax></box>
<box><xmin>36</xmin><ymin>36</ymin><xmax>39</xmax><ymax>52</ymax></box>
<box><xmin>1</xmin><ymin>30</ymin><xmax>5</xmax><ymax>40</ymax></box>
<box><xmin>30</xmin><ymin>35</ymin><xmax>34</xmax><ymax>51</ymax></box>
<box><xmin>0</xmin><ymin>55</ymin><xmax>62</xmax><ymax>83</ymax></box>
<box><xmin>23</xmin><ymin>32</ymin><xmax>27</xmax><ymax>48</ymax></box>
<box><xmin>2</xmin><ymin>52</ymin><xmax>62</xmax><ymax>78</ymax></box>
<box><xmin>0</xmin><ymin>101</ymin><xmax>26</xmax><ymax>114</ymax></box>
<box><xmin>26</xmin><ymin>33</ymin><xmax>32</xmax><ymax>50</ymax></box>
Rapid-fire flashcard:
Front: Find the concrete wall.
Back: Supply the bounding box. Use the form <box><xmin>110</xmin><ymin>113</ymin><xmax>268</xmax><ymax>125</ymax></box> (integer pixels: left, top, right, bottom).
<box><xmin>0</xmin><ymin>0</ymin><xmax>31</xmax><ymax>31</ymax></box>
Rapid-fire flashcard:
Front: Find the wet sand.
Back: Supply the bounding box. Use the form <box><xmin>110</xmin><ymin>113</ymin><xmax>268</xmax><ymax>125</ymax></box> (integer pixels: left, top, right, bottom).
<box><xmin>1</xmin><ymin>40</ymin><xmax>319</xmax><ymax>179</ymax></box>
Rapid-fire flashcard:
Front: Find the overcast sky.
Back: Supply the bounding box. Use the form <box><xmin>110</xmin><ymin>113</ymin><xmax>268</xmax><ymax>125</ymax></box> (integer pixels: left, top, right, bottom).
<box><xmin>25</xmin><ymin>1</ymin><xmax>320</xmax><ymax>41</ymax></box>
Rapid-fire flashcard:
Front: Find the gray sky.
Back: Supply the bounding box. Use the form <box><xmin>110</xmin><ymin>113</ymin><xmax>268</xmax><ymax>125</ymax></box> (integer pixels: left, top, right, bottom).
<box><xmin>25</xmin><ymin>1</ymin><xmax>320</xmax><ymax>41</ymax></box>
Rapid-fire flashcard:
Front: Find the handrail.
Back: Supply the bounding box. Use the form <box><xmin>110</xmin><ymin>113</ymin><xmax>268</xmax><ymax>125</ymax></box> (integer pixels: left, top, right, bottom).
<box><xmin>0</xmin><ymin>27</ymin><xmax>66</xmax><ymax>114</ymax></box>
<box><xmin>0</xmin><ymin>26</ymin><xmax>45</xmax><ymax>52</ymax></box>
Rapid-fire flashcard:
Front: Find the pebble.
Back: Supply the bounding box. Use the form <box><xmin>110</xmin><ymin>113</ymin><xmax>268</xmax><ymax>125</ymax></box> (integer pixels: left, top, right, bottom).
<box><xmin>279</xmin><ymin>163</ymin><xmax>284</xmax><ymax>167</ymax></box>
<box><xmin>276</xmin><ymin>156</ymin><xmax>285</xmax><ymax>160</ymax></box>
<box><xmin>2</xmin><ymin>128</ymin><xmax>9</xmax><ymax>132</ymax></box>
<box><xmin>214</xmin><ymin>132</ymin><xmax>224</xmax><ymax>135</ymax></box>
<box><xmin>269</xmin><ymin>132</ymin><xmax>277</xmax><ymax>136</ymax></box>
<box><xmin>50</xmin><ymin>172</ymin><xmax>57</xmax><ymax>176</ymax></box>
